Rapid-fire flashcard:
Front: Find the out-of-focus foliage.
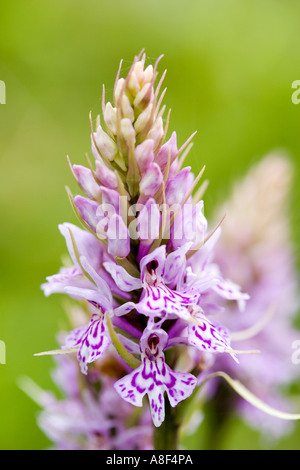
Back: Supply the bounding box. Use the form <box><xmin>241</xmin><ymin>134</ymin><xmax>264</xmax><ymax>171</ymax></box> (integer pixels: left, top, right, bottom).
<box><xmin>0</xmin><ymin>0</ymin><xmax>300</xmax><ymax>449</ymax></box>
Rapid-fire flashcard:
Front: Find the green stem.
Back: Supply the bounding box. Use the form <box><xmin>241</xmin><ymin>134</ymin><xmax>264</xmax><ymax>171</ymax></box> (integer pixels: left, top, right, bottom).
<box><xmin>154</xmin><ymin>400</ymin><xmax>180</xmax><ymax>450</ymax></box>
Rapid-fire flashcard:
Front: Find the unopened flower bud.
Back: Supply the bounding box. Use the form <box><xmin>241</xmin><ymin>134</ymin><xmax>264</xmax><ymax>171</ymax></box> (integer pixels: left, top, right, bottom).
<box><xmin>72</xmin><ymin>165</ymin><xmax>101</xmax><ymax>200</ymax></box>
<box><xmin>133</xmin><ymin>83</ymin><xmax>152</xmax><ymax>111</ymax></box>
<box><xmin>121</xmin><ymin>94</ymin><xmax>134</xmax><ymax>122</ymax></box>
<box><xmin>74</xmin><ymin>195</ymin><xmax>100</xmax><ymax>233</ymax></box>
<box><xmin>95</xmin><ymin>159</ymin><xmax>118</xmax><ymax>189</ymax></box>
<box><xmin>128</xmin><ymin>70</ymin><xmax>140</xmax><ymax>96</ymax></box>
<box><xmin>134</xmin><ymin>104</ymin><xmax>153</xmax><ymax>134</ymax></box>
<box><xmin>114</xmin><ymin>78</ymin><xmax>125</xmax><ymax>105</ymax></box>
<box><xmin>101</xmin><ymin>187</ymin><xmax>123</xmax><ymax>214</ymax></box>
<box><xmin>132</xmin><ymin>61</ymin><xmax>145</xmax><ymax>84</ymax></box>
<box><xmin>139</xmin><ymin>162</ymin><xmax>163</xmax><ymax>197</ymax></box>
<box><xmin>135</xmin><ymin>139</ymin><xmax>155</xmax><ymax>174</ymax></box>
<box><xmin>146</xmin><ymin>116</ymin><xmax>164</xmax><ymax>149</ymax></box>
<box><xmin>155</xmin><ymin>131</ymin><xmax>178</xmax><ymax>170</ymax></box>
<box><xmin>165</xmin><ymin>167</ymin><xmax>193</xmax><ymax>206</ymax></box>
<box><xmin>104</xmin><ymin>102</ymin><xmax>117</xmax><ymax>135</ymax></box>
<box><xmin>94</xmin><ymin>125</ymin><xmax>118</xmax><ymax>161</ymax></box>
<box><xmin>120</xmin><ymin>118</ymin><xmax>136</xmax><ymax>145</ymax></box>
<box><xmin>143</xmin><ymin>65</ymin><xmax>154</xmax><ymax>84</ymax></box>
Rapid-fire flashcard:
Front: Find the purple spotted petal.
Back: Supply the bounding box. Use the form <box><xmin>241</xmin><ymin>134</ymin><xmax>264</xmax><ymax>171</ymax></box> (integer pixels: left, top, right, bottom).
<box><xmin>188</xmin><ymin>310</ymin><xmax>237</xmax><ymax>362</ymax></box>
<box><xmin>65</xmin><ymin>313</ymin><xmax>111</xmax><ymax>374</ymax></box>
<box><xmin>136</xmin><ymin>284</ymin><xmax>199</xmax><ymax>320</ymax></box>
<box><xmin>164</xmin><ymin>370</ymin><xmax>197</xmax><ymax>408</ymax></box>
<box><xmin>114</xmin><ymin>356</ymin><xmax>196</xmax><ymax>427</ymax></box>
<box><xmin>114</xmin><ymin>367</ymin><xmax>145</xmax><ymax>407</ymax></box>
<box><xmin>212</xmin><ymin>275</ymin><xmax>250</xmax><ymax>311</ymax></box>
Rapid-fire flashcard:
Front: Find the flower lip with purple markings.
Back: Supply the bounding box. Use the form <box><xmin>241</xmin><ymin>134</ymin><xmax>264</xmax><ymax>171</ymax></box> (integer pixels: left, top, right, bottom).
<box><xmin>103</xmin><ymin>243</ymin><xmax>201</xmax><ymax>320</ymax></box>
<box><xmin>114</xmin><ymin>328</ymin><xmax>197</xmax><ymax>427</ymax></box>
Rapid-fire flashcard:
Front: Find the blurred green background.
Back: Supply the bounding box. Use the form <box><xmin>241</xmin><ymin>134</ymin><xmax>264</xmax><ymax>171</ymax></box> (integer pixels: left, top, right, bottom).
<box><xmin>1</xmin><ymin>0</ymin><xmax>300</xmax><ymax>449</ymax></box>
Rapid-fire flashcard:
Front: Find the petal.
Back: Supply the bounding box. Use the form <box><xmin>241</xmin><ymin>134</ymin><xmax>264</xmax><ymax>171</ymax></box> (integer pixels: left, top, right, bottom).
<box><xmin>140</xmin><ymin>327</ymin><xmax>168</xmax><ymax>354</ymax></box>
<box><xmin>188</xmin><ymin>227</ymin><xmax>221</xmax><ymax>272</ymax></box>
<box><xmin>79</xmin><ymin>255</ymin><xmax>113</xmax><ymax>304</ymax></box>
<box><xmin>114</xmin><ymin>358</ymin><xmax>165</xmax><ymax>427</ymax></box>
<box><xmin>186</xmin><ymin>269</ymin><xmax>218</xmax><ymax>294</ymax></box>
<box><xmin>135</xmin><ymin>139</ymin><xmax>155</xmax><ymax>174</ymax></box>
<box><xmin>188</xmin><ymin>312</ymin><xmax>234</xmax><ymax>356</ymax></box>
<box><xmin>140</xmin><ymin>244</ymin><xmax>166</xmax><ymax>282</ymax></box>
<box><xmin>171</xmin><ymin>201</ymin><xmax>207</xmax><ymax>250</ymax></box>
<box><xmin>63</xmin><ymin>286</ymin><xmax>112</xmax><ymax>312</ymax></box>
<box><xmin>147</xmin><ymin>384</ymin><xmax>165</xmax><ymax>427</ymax></box>
<box><xmin>103</xmin><ymin>262</ymin><xmax>142</xmax><ymax>292</ymax></box>
<box><xmin>64</xmin><ymin>325</ymin><xmax>87</xmax><ymax>348</ymax></box>
<box><xmin>72</xmin><ymin>165</ymin><xmax>101</xmax><ymax>200</ymax></box>
<box><xmin>212</xmin><ymin>276</ymin><xmax>250</xmax><ymax>311</ymax></box>
<box><xmin>164</xmin><ymin>367</ymin><xmax>197</xmax><ymax>408</ymax></box>
<box><xmin>114</xmin><ymin>365</ymin><xmax>146</xmax><ymax>407</ymax></box>
<box><xmin>95</xmin><ymin>159</ymin><xmax>118</xmax><ymax>189</ymax></box>
<box><xmin>101</xmin><ymin>187</ymin><xmax>122</xmax><ymax>214</ymax></box>
<box><xmin>66</xmin><ymin>314</ymin><xmax>111</xmax><ymax>375</ymax></box>
<box><xmin>58</xmin><ymin>223</ymin><xmax>103</xmax><ymax>270</ymax></box>
<box><xmin>114</xmin><ymin>301</ymin><xmax>137</xmax><ymax>316</ymax></box>
<box><xmin>155</xmin><ymin>131</ymin><xmax>178</xmax><ymax>170</ymax></box>
<box><xmin>41</xmin><ymin>266</ymin><xmax>89</xmax><ymax>297</ymax></box>
<box><xmin>136</xmin><ymin>284</ymin><xmax>198</xmax><ymax>320</ymax></box>
<box><xmin>139</xmin><ymin>162</ymin><xmax>163</xmax><ymax>197</ymax></box>
<box><xmin>165</xmin><ymin>167</ymin><xmax>193</xmax><ymax>206</ymax></box>
<box><xmin>93</xmin><ymin>125</ymin><xmax>118</xmax><ymax>161</ymax></box>
<box><xmin>164</xmin><ymin>242</ymin><xmax>193</xmax><ymax>288</ymax></box>
<box><xmin>73</xmin><ymin>196</ymin><xmax>100</xmax><ymax>233</ymax></box>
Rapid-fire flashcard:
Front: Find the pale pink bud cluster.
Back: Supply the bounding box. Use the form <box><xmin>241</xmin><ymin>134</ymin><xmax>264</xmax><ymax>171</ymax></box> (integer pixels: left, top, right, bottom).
<box><xmin>68</xmin><ymin>51</ymin><xmax>198</xmax><ymax>259</ymax></box>
<box><xmin>91</xmin><ymin>51</ymin><xmax>168</xmax><ymax>198</ymax></box>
